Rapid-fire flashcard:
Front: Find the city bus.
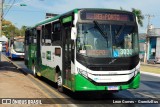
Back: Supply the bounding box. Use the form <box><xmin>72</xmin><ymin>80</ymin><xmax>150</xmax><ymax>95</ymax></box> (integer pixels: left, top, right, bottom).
<box><xmin>25</xmin><ymin>8</ymin><xmax>140</xmax><ymax>92</ymax></box>
<box><xmin>6</xmin><ymin>37</ymin><xmax>25</xmax><ymax>59</ymax></box>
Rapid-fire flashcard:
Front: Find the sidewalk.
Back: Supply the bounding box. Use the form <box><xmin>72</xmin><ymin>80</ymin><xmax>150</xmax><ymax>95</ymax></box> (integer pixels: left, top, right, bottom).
<box><xmin>0</xmin><ymin>55</ymin><xmax>63</xmax><ymax>107</ymax></box>
<box><xmin>0</xmin><ymin>56</ymin><xmax>48</xmax><ymax>98</ymax></box>
<box><xmin>140</xmin><ymin>61</ymin><xmax>160</xmax><ymax>77</ymax></box>
<box><xmin>140</xmin><ymin>61</ymin><xmax>160</xmax><ymax>68</ymax></box>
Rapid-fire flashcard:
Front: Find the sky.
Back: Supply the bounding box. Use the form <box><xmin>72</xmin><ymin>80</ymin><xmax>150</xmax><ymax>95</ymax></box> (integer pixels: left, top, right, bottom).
<box><xmin>3</xmin><ymin>0</ymin><xmax>160</xmax><ymax>33</ymax></box>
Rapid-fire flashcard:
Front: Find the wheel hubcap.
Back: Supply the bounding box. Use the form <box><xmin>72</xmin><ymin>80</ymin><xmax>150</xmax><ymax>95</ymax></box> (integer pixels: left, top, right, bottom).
<box><xmin>32</xmin><ymin>65</ymin><xmax>35</xmax><ymax>75</ymax></box>
<box><xmin>57</xmin><ymin>76</ymin><xmax>62</xmax><ymax>86</ymax></box>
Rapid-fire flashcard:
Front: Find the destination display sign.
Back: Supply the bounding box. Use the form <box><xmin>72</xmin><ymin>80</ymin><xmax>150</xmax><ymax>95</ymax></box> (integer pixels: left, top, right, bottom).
<box><xmin>81</xmin><ymin>11</ymin><xmax>134</xmax><ymax>22</ymax></box>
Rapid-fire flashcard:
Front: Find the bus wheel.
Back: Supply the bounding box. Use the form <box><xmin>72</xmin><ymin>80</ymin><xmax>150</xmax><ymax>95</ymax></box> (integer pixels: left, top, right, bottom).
<box><xmin>32</xmin><ymin>64</ymin><xmax>37</xmax><ymax>77</ymax></box>
<box><xmin>57</xmin><ymin>75</ymin><xmax>63</xmax><ymax>92</ymax></box>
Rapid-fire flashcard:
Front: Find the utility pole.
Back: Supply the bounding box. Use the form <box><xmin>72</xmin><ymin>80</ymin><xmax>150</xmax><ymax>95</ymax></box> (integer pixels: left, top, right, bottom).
<box><xmin>0</xmin><ymin>0</ymin><xmax>3</xmax><ymax>37</ymax></box>
<box><xmin>0</xmin><ymin>0</ymin><xmax>3</xmax><ymax>61</ymax></box>
<box><xmin>144</xmin><ymin>14</ymin><xmax>154</xmax><ymax>63</ymax></box>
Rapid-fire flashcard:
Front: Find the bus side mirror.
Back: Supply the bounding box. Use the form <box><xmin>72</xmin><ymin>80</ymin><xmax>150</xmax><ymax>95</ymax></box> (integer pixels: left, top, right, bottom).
<box><xmin>71</xmin><ymin>27</ymin><xmax>77</xmax><ymax>40</ymax></box>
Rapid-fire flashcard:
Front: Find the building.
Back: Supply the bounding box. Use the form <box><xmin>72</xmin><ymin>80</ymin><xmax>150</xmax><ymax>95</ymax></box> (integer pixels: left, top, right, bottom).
<box><xmin>147</xmin><ymin>25</ymin><xmax>160</xmax><ymax>63</ymax></box>
<box><xmin>139</xmin><ymin>33</ymin><xmax>146</xmax><ymax>61</ymax></box>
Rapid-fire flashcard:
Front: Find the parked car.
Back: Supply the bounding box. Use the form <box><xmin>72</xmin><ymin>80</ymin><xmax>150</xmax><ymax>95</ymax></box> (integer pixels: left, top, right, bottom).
<box><xmin>147</xmin><ymin>57</ymin><xmax>160</xmax><ymax>64</ymax></box>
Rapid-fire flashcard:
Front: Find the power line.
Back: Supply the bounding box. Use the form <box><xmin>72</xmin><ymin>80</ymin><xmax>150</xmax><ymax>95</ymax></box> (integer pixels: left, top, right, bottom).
<box><xmin>3</xmin><ymin>0</ymin><xmax>15</xmax><ymax>17</ymax></box>
<box><xmin>8</xmin><ymin>9</ymin><xmax>47</xmax><ymax>13</ymax></box>
<box><xmin>7</xmin><ymin>0</ymin><xmax>12</xmax><ymax>4</ymax></box>
<box><xmin>3</xmin><ymin>0</ymin><xmax>34</xmax><ymax>17</ymax></box>
<box><xmin>3</xmin><ymin>0</ymin><xmax>16</xmax><ymax>17</ymax></box>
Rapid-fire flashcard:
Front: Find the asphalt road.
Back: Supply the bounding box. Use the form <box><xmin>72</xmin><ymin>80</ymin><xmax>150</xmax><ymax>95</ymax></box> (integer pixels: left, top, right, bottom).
<box><xmin>10</xmin><ymin>58</ymin><xmax>160</xmax><ymax>107</ymax></box>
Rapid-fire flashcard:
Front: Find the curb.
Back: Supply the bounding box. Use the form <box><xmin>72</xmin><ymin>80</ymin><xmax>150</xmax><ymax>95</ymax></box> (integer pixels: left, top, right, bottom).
<box><xmin>141</xmin><ymin>71</ymin><xmax>160</xmax><ymax>77</ymax></box>
<box><xmin>141</xmin><ymin>63</ymin><xmax>160</xmax><ymax>68</ymax></box>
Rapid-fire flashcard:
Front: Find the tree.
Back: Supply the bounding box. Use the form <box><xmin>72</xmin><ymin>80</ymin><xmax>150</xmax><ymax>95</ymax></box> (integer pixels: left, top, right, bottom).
<box><xmin>120</xmin><ymin>7</ymin><xmax>144</xmax><ymax>27</ymax></box>
<box><xmin>132</xmin><ymin>8</ymin><xmax>144</xmax><ymax>27</ymax></box>
<box><xmin>20</xmin><ymin>25</ymin><xmax>27</xmax><ymax>36</ymax></box>
<box><xmin>2</xmin><ymin>20</ymin><xmax>20</xmax><ymax>38</ymax></box>
<box><xmin>2</xmin><ymin>20</ymin><xmax>24</xmax><ymax>38</ymax></box>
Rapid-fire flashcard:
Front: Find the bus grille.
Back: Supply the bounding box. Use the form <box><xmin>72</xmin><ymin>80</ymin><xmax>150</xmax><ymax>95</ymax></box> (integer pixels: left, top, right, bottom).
<box><xmin>88</xmin><ymin>65</ymin><xmax>133</xmax><ymax>71</ymax></box>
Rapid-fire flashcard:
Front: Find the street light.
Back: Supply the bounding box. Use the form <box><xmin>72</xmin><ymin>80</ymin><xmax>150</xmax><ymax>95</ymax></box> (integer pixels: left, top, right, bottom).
<box><xmin>3</xmin><ymin>3</ymin><xmax>27</xmax><ymax>8</ymax></box>
<box><xmin>20</xmin><ymin>4</ymin><xmax>27</xmax><ymax>6</ymax></box>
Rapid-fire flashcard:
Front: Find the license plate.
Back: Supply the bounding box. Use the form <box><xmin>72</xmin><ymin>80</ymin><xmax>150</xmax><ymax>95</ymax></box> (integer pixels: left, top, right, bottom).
<box><xmin>108</xmin><ymin>86</ymin><xmax>119</xmax><ymax>90</ymax></box>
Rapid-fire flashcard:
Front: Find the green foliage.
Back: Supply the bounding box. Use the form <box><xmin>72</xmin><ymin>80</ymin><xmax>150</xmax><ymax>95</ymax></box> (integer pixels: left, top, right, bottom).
<box><xmin>20</xmin><ymin>26</ymin><xmax>27</xmax><ymax>37</ymax></box>
<box><xmin>119</xmin><ymin>7</ymin><xmax>144</xmax><ymax>27</ymax></box>
<box><xmin>132</xmin><ymin>8</ymin><xmax>144</xmax><ymax>27</ymax></box>
<box><xmin>2</xmin><ymin>20</ymin><xmax>13</xmax><ymax>38</ymax></box>
<box><xmin>2</xmin><ymin>20</ymin><xmax>27</xmax><ymax>38</ymax></box>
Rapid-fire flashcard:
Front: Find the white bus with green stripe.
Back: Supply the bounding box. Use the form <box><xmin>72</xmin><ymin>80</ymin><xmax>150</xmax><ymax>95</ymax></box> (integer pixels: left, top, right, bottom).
<box><xmin>25</xmin><ymin>8</ymin><xmax>140</xmax><ymax>92</ymax></box>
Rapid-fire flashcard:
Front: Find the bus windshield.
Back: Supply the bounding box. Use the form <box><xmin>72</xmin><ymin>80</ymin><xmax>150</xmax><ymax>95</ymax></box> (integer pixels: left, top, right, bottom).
<box><xmin>13</xmin><ymin>41</ymin><xmax>24</xmax><ymax>53</ymax></box>
<box><xmin>76</xmin><ymin>23</ymin><xmax>139</xmax><ymax>58</ymax></box>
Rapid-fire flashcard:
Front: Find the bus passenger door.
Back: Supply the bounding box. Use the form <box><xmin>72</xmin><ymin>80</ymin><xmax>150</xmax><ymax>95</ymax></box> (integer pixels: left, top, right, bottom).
<box><xmin>63</xmin><ymin>26</ymin><xmax>74</xmax><ymax>88</ymax></box>
<box><xmin>36</xmin><ymin>29</ymin><xmax>41</xmax><ymax>70</ymax></box>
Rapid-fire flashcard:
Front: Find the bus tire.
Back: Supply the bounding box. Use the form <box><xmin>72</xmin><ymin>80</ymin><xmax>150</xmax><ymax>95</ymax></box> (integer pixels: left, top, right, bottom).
<box><xmin>32</xmin><ymin>64</ymin><xmax>37</xmax><ymax>77</ymax></box>
<box><xmin>57</xmin><ymin>74</ymin><xmax>63</xmax><ymax>92</ymax></box>
<box><xmin>10</xmin><ymin>54</ymin><xmax>12</xmax><ymax>59</ymax></box>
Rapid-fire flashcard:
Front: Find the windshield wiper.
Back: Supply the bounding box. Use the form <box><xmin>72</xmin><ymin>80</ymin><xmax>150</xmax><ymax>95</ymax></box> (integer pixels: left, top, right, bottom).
<box><xmin>93</xmin><ymin>20</ymin><xmax>108</xmax><ymax>46</ymax></box>
<box><xmin>114</xmin><ymin>24</ymin><xmax>126</xmax><ymax>45</ymax></box>
<box><xmin>115</xmin><ymin>24</ymin><xmax>126</xmax><ymax>39</ymax></box>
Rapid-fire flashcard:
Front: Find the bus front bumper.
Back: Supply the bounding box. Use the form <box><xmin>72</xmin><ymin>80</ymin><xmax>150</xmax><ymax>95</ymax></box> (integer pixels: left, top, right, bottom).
<box><xmin>74</xmin><ymin>73</ymin><xmax>140</xmax><ymax>91</ymax></box>
<box><xmin>12</xmin><ymin>54</ymin><xmax>24</xmax><ymax>58</ymax></box>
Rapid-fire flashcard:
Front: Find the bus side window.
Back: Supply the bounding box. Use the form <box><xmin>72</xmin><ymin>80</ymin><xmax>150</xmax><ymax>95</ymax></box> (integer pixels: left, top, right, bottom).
<box><xmin>28</xmin><ymin>29</ymin><xmax>34</xmax><ymax>44</ymax></box>
<box><xmin>52</xmin><ymin>22</ymin><xmax>61</xmax><ymax>44</ymax></box>
<box><xmin>41</xmin><ymin>26</ymin><xmax>45</xmax><ymax>45</ymax></box>
<box><xmin>29</xmin><ymin>36</ymin><xmax>32</xmax><ymax>44</ymax></box>
<box><xmin>44</xmin><ymin>23</ymin><xmax>52</xmax><ymax>46</ymax></box>
<box><xmin>33</xmin><ymin>29</ymin><xmax>37</xmax><ymax>44</ymax></box>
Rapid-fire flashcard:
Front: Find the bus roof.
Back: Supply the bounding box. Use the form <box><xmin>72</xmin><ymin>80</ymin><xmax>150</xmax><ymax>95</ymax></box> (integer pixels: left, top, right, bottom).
<box><xmin>34</xmin><ymin>9</ymin><xmax>79</xmax><ymax>27</ymax></box>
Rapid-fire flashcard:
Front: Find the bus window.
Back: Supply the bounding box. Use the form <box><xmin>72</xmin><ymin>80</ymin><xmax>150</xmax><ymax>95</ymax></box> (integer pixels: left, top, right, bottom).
<box><xmin>52</xmin><ymin>22</ymin><xmax>61</xmax><ymax>43</ymax></box>
<box><xmin>33</xmin><ymin>29</ymin><xmax>37</xmax><ymax>44</ymax></box>
<box><xmin>42</xmin><ymin>26</ymin><xmax>45</xmax><ymax>45</ymax></box>
<box><xmin>44</xmin><ymin>23</ymin><xmax>51</xmax><ymax>46</ymax></box>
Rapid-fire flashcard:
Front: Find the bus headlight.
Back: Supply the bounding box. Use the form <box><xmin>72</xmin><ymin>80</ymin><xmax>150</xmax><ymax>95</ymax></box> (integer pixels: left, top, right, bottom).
<box><xmin>77</xmin><ymin>68</ymin><xmax>88</xmax><ymax>78</ymax></box>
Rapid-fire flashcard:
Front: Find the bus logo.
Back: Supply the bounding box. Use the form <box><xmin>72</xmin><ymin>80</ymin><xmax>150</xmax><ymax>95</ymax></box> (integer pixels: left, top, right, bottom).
<box><xmin>113</xmin><ymin>50</ymin><xmax>119</xmax><ymax>57</ymax></box>
<box><xmin>109</xmin><ymin>59</ymin><xmax>117</xmax><ymax>64</ymax></box>
<box><xmin>2</xmin><ymin>99</ymin><xmax>11</xmax><ymax>104</ymax></box>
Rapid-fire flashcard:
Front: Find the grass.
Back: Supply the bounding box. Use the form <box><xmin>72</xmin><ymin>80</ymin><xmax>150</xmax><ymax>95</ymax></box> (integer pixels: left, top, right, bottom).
<box><xmin>140</xmin><ymin>65</ymin><xmax>160</xmax><ymax>74</ymax></box>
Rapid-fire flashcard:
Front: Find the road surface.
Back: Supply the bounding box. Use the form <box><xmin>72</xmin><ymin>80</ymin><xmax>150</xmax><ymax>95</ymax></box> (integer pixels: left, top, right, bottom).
<box><xmin>7</xmin><ymin>58</ymin><xmax>160</xmax><ymax>107</ymax></box>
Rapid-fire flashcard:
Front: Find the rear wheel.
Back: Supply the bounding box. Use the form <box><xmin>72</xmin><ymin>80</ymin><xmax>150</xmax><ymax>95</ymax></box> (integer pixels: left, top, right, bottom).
<box><xmin>32</xmin><ymin>64</ymin><xmax>37</xmax><ymax>77</ymax></box>
<box><xmin>10</xmin><ymin>54</ymin><xmax>13</xmax><ymax>59</ymax></box>
<box><xmin>57</xmin><ymin>74</ymin><xmax>63</xmax><ymax>92</ymax></box>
